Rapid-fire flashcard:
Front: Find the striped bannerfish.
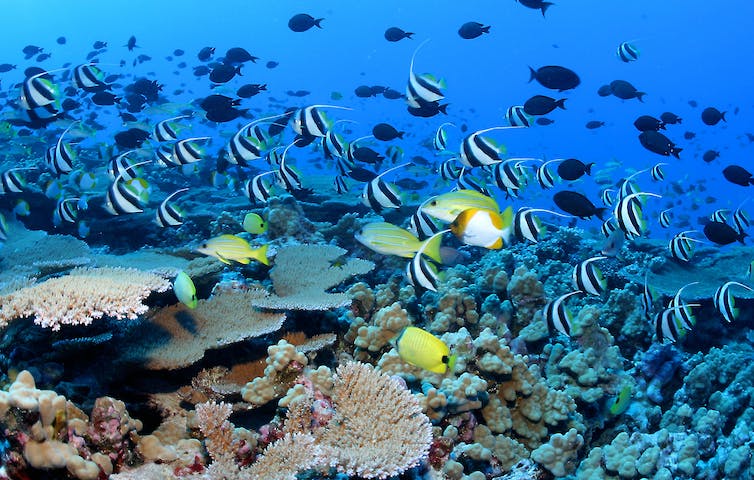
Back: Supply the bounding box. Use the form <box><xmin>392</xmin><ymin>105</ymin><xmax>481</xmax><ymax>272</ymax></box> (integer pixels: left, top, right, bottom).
<box><xmin>244</xmin><ymin>171</ymin><xmax>276</xmax><ymax>203</ymax></box>
<box><xmin>459</xmin><ymin>126</ymin><xmax>517</xmax><ymax>168</ymax></box>
<box><xmin>46</xmin><ymin>122</ymin><xmax>80</xmax><ymax>175</ymax></box>
<box><xmin>433</xmin><ymin>122</ymin><xmax>455</xmax><ymax>152</ymax></box>
<box><xmin>668</xmin><ymin>282</ymin><xmax>699</xmax><ymax>331</ymax></box>
<box><xmin>406</xmin><ymin>230</ymin><xmax>448</xmax><ymax>292</ymax></box>
<box><xmin>439</xmin><ymin>158</ymin><xmax>461</xmax><ymax>181</ymax></box>
<box><xmin>668</xmin><ymin>231</ymin><xmax>705</xmax><ymax>262</ymax></box>
<box><xmin>513</xmin><ymin>207</ymin><xmax>571</xmax><ymax>243</ymax></box>
<box><xmin>613</xmin><ymin>192</ymin><xmax>661</xmax><ymax>238</ymax></box>
<box><xmin>640</xmin><ymin>271</ymin><xmax>657</xmax><ymax>320</ymax></box>
<box><xmin>103</xmin><ymin>161</ymin><xmax>151</xmax><ymax>215</ymax></box>
<box><xmin>362</xmin><ymin>162</ymin><xmax>411</xmax><ymax>212</ymax></box>
<box><xmin>505</xmin><ymin>105</ymin><xmax>531</xmax><ymax>127</ymax></box>
<box><xmin>543</xmin><ymin>291</ymin><xmax>581</xmax><ymax>336</ymax></box>
<box><xmin>535</xmin><ymin>159</ymin><xmax>558</xmax><ymax>189</ymax></box>
<box><xmin>713</xmin><ymin>281</ymin><xmax>753</xmax><ymax>323</ymax></box>
<box><xmin>651</xmin><ymin>163</ymin><xmax>667</xmax><ymax>182</ymax></box>
<box><xmin>55</xmin><ymin>197</ymin><xmax>79</xmax><ymax>224</ymax></box>
<box><xmin>405</xmin><ymin>40</ymin><xmax>445</xmax><ymax>109</ymax></box>
<box><xmin>152</xmin><ymin>115</ymin><xmax>191</xmax><ymax>142</ymax></box>
<box><xmin>155</xmin><ymin>188</ymin><xmax>189</xmax><ymax>227</ymax></box>
<box><xmin>0</xmin><ymin>168</ymin><xmax>30</xmax><ymax>194</ymax></box>
<box><xmin>333</xmin><ymin>175</ymin><xmax>349</xmax><ymax>194</ymax></box>
<box><xmin>20</xmin><ymin>69</ymin><xmax>61</xmax><ymax>110</ymax></box>
<box><xmin>408</xmin><ymin>200</ymin><xmax>443</xmax><ymax>240</ymax></box>
<box><xmin>617</xmin><ymin>41</ymin><xmax>640</xmax><ymax>62</ymax></box>
<box><xmin>292</xmin><ymin>105</ymin><xmax>351</xmax><ymax>138</ymax></box>
<box><xmin>572</xmin><ymin>256</ymin><xmax>607</xmax><ymax>296</ymax></box>
<box><xmin>658</xmin><ymin>209</ymin><xmax>673</xmax><ymax>228</ymax></box>
<box><xmin>72</xmin><ymin>64</ymin><xmax>107</xmax><ymax>91</ymax></box>
<box><xmin>172</xmin><ymin>137</ymin><xmax>210</xmax><ymax>165</ymax></box>
<box><xmin>456</xmin><ymin>168</ymin><xmax>491</xmax><ymax>197</ymax></box>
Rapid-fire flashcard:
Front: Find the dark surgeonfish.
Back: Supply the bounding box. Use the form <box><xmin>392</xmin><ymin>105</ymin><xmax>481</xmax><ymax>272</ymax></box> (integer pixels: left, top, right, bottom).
<box><xmin>385</xmin><ymin>27</ymin><xmax>414</xmax><ymax>42</ymax></box>
<box><xmin>703</xmin><ymin>221</ymin><xmax>746</xmax><ymax>245</ymax></box>
<box><xmin>722</xmin><ymin>165</ymin><xmax>754</xmax><ymax>187</ymax></box>
<box><xmin>701</xmin><ymin>107</ymin><xmax>726</xmax><ymax>126</ymax></box>
<box><xmin>288</xmin><ymin>13</ymin><xmax>324</xmax><ymax>32</ymax></box>
<box><xmin>528</xmin><ymin>65</ymin><xmax>580</xmax><ymax>91</ymax></box>
<box><xmin>553</xmin><ymin>191</ymin><xmax>606</xmax><ymax>219</ymax></box>
<box><xmin>523</xmin><ymin>95</ymin><xmax>566</xmax><ymax>115</ymax></box>
<box><xmin>517</xmin><ymin>0</ymin><xmax>554</xmax><ymax>16</ymax></box>
<box><xmin>609</xmin><ymin>80</ymin><xmax>645</xmax><ymax>102</ymax></box>
<box><xmin>458</xmin><ymin>22</ymin><xmax>491</xmax><ymax>39</ymax></box>
<box><xmin>639</xmin><ymin>131</ymin><xmax>682</xmax><ymax>158</ymax></box>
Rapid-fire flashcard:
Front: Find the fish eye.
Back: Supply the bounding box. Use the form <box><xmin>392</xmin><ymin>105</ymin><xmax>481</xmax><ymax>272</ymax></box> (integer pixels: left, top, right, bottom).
<box><xmin>430</xmin><ymin>200</ymin><xmax>437</xmax><ymax>206</ymax></box>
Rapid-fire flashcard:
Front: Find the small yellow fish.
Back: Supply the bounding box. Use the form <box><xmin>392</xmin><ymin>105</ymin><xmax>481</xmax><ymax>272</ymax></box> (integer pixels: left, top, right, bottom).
<box><xmin>450</xmin><ymin>207</ymin><xmax>513</xmax><ymax>249</ymax></box>
<box><xmin>607</xmin><ymin>384</ymin><xmax>632</xmax><ymax>416</ymax></box>
<box><xmin>355</xmin><ymin>222</ymin><xmax>442</xmax><ymax>263</ymax></box>
<box><xmin>173</xmin><ymin>271</ymin><xmax>197</xmax><ymax>309</ymax></box>
<box><xmin>422</xmin><ymin>190</ymin><xmax>500</xmax><ymax>223</ymax></box>
<box><xmin>196</xmin><ymin>234</ymin><xmax>269</xmax><ymax>265</ymax></box>
<box><xmin>243</xmin><ymin>213</ymin><xmax>268</xmax><ymax>235</ymax></box>
<box><xmin>396</xmin><ymin>326</ymin><xmax>456</xmax><ymax>374</ymax></box>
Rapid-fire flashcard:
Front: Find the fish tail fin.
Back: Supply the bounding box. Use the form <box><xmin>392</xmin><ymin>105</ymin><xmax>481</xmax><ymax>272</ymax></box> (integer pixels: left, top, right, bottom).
<box><xmin>482</xmin><ymin>25</ymin><xmax>491</xmax><ymax>34</ymax></box>
<box><xmin>235</xmin><ymin>65</ymin><xmax>243</xmax><ymax>76</ymax></box>
<box><xmin>739</xmin><ymin>232</ymin><xmax>748</xmax><ymax>245</ymax></box>
<box><xmin>585</xmin><ymin>162</ymin><xmax>595</xmax><ymax>175</ymax></box>
<box><xmin>405</xmin><ymin>32</ymin><xmax>415</xmax><ymax>39</ymax></box>
<box><xmin>556</xmin><ymin>98</ymin><xmax>567</xmax><ymax>110</ymax></box>
<box><xmin>672</xmin><ymin>148</ymin><xmax>682</xmax><ymax>159</ymax></box>
<box><xmin>528</xmin><ymin>66</ymin><xmax>537</xmax><ymax>83</ymax></box>
<box><xmin>254</xmin><ymin>243</ymin><xmax>270</xmax><ymax>265</ymax></box>
<box><xmin>446</xmin><ymin>354</ymin><xmax>457</xmax><ymax>372</ymax></box>
<box><xmin>421</xmin><ymin>232</ymin><xmax>445</xmax><ymax>264</ymax></box>
<box><xmin>721</xmin><ymin>111</ymin><xmax>727</xmax><ymax>122</ymax></box>
<box><xmin>314</xmin><ymin>18</ymin><xmax>325</xmax><ymax>28</ymax></box>
<box><xmin>636</xmin><ymin>92</ymin><xmax>647</xmax><ymax>102</ymax></box>
<box><xmin>596</xmin><ymin>207</ymin><xmax>608</xmax><ymax>221</ymax></box>
<box><xmin>438</xmin><ymin>104</ymin><xmax>449</xmax><ymax>115</ymax></box>
<box><xmin>541</xmin><ymin>2</ymin><xmax>554</xmax><ymax>16</ymax></box>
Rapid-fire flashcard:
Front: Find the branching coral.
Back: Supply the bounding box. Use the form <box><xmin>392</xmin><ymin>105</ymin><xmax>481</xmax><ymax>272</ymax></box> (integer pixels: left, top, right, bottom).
<box><xmin>0</xmin><ymin>267</ymin><xmax>171</xmax><ymax>330</ymax></box>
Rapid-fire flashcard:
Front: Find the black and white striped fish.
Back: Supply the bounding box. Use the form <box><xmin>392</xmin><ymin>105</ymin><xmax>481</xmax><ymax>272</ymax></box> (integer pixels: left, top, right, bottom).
<box><xmin>513</xmin><ymin>208</ymin><xmax>571</xmax><ymax>243</ymax></box>
<box><xmin>536</xmin><ymin>159</ymin><xmax>558</xmax><ymax>189</ymax></box>
<box><xmin>55</xmin><ymin>197</ymin><xmax>79</xmax><ymax>224</ymax></box>
<box><xmin>640</xmin><ymin>271</ymin><xmax>657</xmax><ymax>320</ymax></box>
<box><xmin>654</xmin><ymin>306</ymin><xmax>689</xmax><ymax>343</ymax></box>
<box><xmin>617</xmin><ymin>41</ymin><xmax>640</xmax><ymax>62</ymax></box>
<box><xmin>323</xmin><ymin>129</ymin><xmax>348</xmax><ymax>159</ymax></box>
<box><xmin>104</xmin><ymin>161</ymin><xmax>151</xmax><ymax>215</ymax></box>
<box><xmin>72</xmin><ymin>64</ymin><xmax>107</xmax><ymax>91</ymax></box>
<box><xmin>456</xmin><ymin>168</ymin><xmax>491</xmax><ymax>197</ymax></box>
<box><xmin>244</xmin><ymin>171</ymin><xmax>275</xmax><ymax>203</ymax></box>
<box><xmin>292</xmin><ymin>105</ymin><xmax>350</xmax><ymax>138</ymax></box>
<box><xmin>600</xmin><ymin>188</ymin><xmax>616</xmax><ymax>207</ymax></box>
<box><xmin>658</xmin><ymin>209</ymin><xmax>673</xmax><ymax>228</ymax></box>
<box><xmin>172</xmin><ymin>137</ymin><xmax>210</xmax><ymax>166</ymax></box>
<box><xmin>668</xmin><ymin>282</ymin><xmax>699</xmax><ymax>330</ymax></box>
<box><xmin>20</xmin><ymin>69</ymin><xmax>60</xmax><ymax>110</ymax></box>
<box><xmin>0</xmin><ymin>168</ymin><xmax>28</xmax><ymax>194</ymax></box>
<box><xmin>405</xmin><ymin>40</ymin><xmax>445</xmax><ymax>108</ymax></box>
<box><xmin>346</xmin><ymin>135</ymin><xmax>375</xmax><ymax>162</ymax></box>
<box><xmin>505</xmin><ymin>105</ymin><xmax>531</xmax><ymax>127</ymax></box>
<box><xmin>277</xmin><ymin>142</ymin><xmax>303</xmax><ymax>192</ymax></box>
<box><xmin>651</xmin><ymin>163</ymin><xmax>667</xmax><ymax>182</ymax></box>
<box><xmin>668</xmin><ymin>230</ymin><xmax>704</xmax><ymax>262</ymax></box>
<box><xmin>334</xmin><ymin>175</ymin><xmax>349</xmax><ymax>194</ymax></box>
<box><xmin>153</xmin><ymin>115</ymin><xmax>190</xmax><ymax>142</ymax></box>
<box><xmin>601</xmin><ymin>217</ymin><xmax>618</xmax><ymax>238</ymax></box>
<box><xmin>709</xmin><ymin>209</ymin><xmax>729</xmax><ymax>223</ymax></box>
<box><xmin>409</xmin><ymin>201</ymin><xmax>443</xmax><ymax>240</ymax></box>
<box><xmin>155</xmin><ymin>145</ymin><xmax>174</xmax><ymax>167</ymax></box>
<box><xmin>227</xmin><ymin>130</ymin><xmax>263</xmax><ymax>166</ymax></box>
<box><xmin>733</xmin><ymin>206</ymin><xmax>750</xmax><ymax>233</ymax></box>
<box><xmin>109</xmin><ymin>150</ymin><xmax>140</xmax><ymax>180</ymax></box>
<box><xmin>155</xmin><ymin>188</ymin><xmax>189</xmax><ymax>227</ymax></box>
<box><xmin>543</xmin><ymin>291</ymin><xmax>581</xmax><ymax>336</ymax></box>
<box><xmin>46</xmin><ymin>123</ymin><xmax>79</xmax><ymax>175</ymax></box>
<box><xmin>613</xmin><ymin>192</ymin><xmax>660</xmax><ymax>238</ymax></box>
<box><xmin>572</xmin><ymin>256</ymin><xmax>607</xmax><ymax>296</ymax></box>
<box><xmin>439</xmin><ymin>158</ymin><xmax>461</xmax><ymax>181</ymax></box>
<box><xmin>362</xmin><ymin>162</ymin><xmax>411</xmax><ymax>212</ymax></box>
<box><xmin>713</xmin><ymin>281</ymin><xmax>753</xmax><ymax>323</ymax></box>
<box><xmin>459</xmin><ymin>127</ymin><xmax>516</xmax><ymax>168</ymax></box>
<box><xmin>406</xmin><ymin>231</ymin><xmax>447</xmax><ymax>292</ymax></box>
<box><xmin>433</xmin><ymin>122</ymin><xmax>454</xmax><ymax>152</ymax></box>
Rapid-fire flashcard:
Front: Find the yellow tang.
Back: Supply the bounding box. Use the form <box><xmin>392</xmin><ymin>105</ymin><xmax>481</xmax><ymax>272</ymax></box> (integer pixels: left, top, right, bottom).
<box><xmin>196</xmin><ymin>234</ymin><xmax>269</xmax><ymax>265</ymax></box>
<box><xmin>422</xmin><ymin>190</ymin><xmax>500</xmax><ymax>223</ymax></box>
<box><xmin>243</xmin><ymin>212</ymin><xmax>268</xmax><ymax>235</ymax></box>
<box><xmin>355</xmin><ymin>222</ymin><xmax>443</xmax><ymax>263</ymax></box>
<box><xmin>173</xmin><ymin>271</ymin><xmax>197</xmax><ymax>309</ymax></box>
<box><xmin>450</xmin><ymin>206</ymin><xmax>514</xmax><ymax>249</ymax></box>
<box><xmin>396</xmin><ymin>326</ymin><xmax>456</xmax><ymax>374</ymax></box>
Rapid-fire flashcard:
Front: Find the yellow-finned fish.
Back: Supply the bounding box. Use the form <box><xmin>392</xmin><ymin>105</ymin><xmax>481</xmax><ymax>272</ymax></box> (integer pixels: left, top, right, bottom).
<box><xmin>450</xmin><ymin>206</ymin><xmax>514</xmax><ymax>249</ymax></box>
<box><xmin>243</xmin><ymin>213</ymin><xmax>268</xmax><ymax>235</ymax></box>
<box><xmin>422</xmin><ymin>189</ymin><xmax>500</xmax><ymax>223</ymax></box>
<box><xmin>196</xmin><ymin>234</ymin><xmax>269</xmax><ymax>265</ymax></box>
<box><xmin>607</xmin><ymin>384</ymin><xmax>632</xmax><ymax>416</ymax></box>
<box><xmin>355</xmin><ymin>222</ymin><xmax>443</xmax><ymax>263</ymax></box>
<box><xmin>396</xmin><ymin>326</ymin><xmax>456</xmax><ymax>374</ymax></box>
<box><xmin>173</xmin><ymin>271</ymin><xmax>197</xmax><ymax>309</ymax></box>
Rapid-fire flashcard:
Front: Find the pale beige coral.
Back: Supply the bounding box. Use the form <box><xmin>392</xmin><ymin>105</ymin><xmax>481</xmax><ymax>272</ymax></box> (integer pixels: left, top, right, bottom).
<box><xmin>531</xmin><ymin>428</ymin><xmax>584</xmax><ymax>477</ymax></box>
<box><xmin>132</xmin><ymin>288</ymin><xmax>285</xmax><ymax>370</ymax></box>
<box><xmin>0</xmin><ymin>267</ymin><xmax>171</xmax><ymax>330</ymax></box>
<box><xmin>252</xmin><ymin>244</ymin><xmax>374</xmax><ymax>310</ymax></box>
<box><xmin>317</xmin><ymin>362</ymin><xmax>433</xmax><ymax>479</ymax></box>
<box><xmin>241</xmin><ymin>339</ymin><xmax>308</xmax><ymax>406</ymax></box>
<box><xmin>244</xmin><ymin>432</ymin><xmax>322</xmax><ymax>480</ymax></box>
<box><xmin>350</xmin><ymin>301</ymin><xmax>409</xmax><ymax>352</ymax></box>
